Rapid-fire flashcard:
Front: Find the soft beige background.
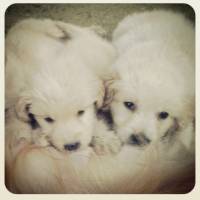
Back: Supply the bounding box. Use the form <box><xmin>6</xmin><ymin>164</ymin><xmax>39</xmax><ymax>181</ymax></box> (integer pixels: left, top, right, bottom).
<box><xmin>5</xmin><ymin>4</ymin><xmax>195</xmax><ymax>38</ymax></box>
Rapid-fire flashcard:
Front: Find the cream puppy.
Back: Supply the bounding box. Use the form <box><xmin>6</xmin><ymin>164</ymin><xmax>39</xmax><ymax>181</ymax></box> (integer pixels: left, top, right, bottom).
<box><xmin>110</xmin><ymin>11</ymin><xmax>195</xmax><ymax>157</ymax></box>
<box><xmin>5</xmin><ymin>19</ymin><xmax>119</xmax><ymax>155</ymax></box>
<box><xmin>5</xmin><ymin>12</ymin><xmax>195</xmax><ymax>194</ymax></box>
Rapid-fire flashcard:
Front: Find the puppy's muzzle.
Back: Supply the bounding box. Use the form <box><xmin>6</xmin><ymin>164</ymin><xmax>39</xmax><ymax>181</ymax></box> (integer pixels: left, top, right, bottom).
<box><xmin>128</xmin><ymin>133</ymin><xmax>151</xmax><ymax>146</ymax></box>
<box><xmin>64</xmin><ymin>142</ymin><xmax>80</xmax><ymax>151</ymax></box>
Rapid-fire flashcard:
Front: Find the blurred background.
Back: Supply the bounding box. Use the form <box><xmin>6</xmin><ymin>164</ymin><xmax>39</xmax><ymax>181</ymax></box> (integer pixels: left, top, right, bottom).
<box><xmin>5</xmin><ymin>3</ymin><xmax>195</xmax><ymax>38</ymax></box>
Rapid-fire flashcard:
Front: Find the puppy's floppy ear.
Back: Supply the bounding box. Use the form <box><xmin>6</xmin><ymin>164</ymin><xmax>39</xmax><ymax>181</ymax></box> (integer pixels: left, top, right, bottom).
<box><xmin>52</xmin><ymin>21</ymin><xmax>72</xmax><ymax>40</ymax></box>
<box><xmin>178</xmin><ymin>117</ymin><xmax>195</xmax><ymax>153</ymax></box>
<box><xmin>15</xmin><ymin>96</ymin><xmax>32</xmax><ymax>122</ymax></box>
<box><xmin>97</xmin><ymin>71</ymin><xmax>119</xmax><ymax>110</ymax></box>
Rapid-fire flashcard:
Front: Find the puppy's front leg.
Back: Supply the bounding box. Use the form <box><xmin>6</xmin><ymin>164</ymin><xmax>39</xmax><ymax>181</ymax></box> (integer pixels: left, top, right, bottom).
<box><xmin>91</xmin><ymin>119</ymin><xmax>122</xmax><ymax>155</ymax></box>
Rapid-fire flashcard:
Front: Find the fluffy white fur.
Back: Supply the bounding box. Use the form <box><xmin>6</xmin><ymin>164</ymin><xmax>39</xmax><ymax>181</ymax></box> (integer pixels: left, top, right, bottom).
<box><xmin>5</xmin><ymin>18</ymin><xmax>121</xmax><ymax>183</ymax></box>
<box><xmin>5</xmin><ymin>11</ymin><xmax>195</xmax><ymax>193</ymax></box>
<box><xmin>6</xmin><ymin>139</ymin><xmax>194</xmax><ymax>193</ymax></box>
<box><xmin>111</xmin><ymin>10</ymin><xmax>195</xmax><ymax>154</ymax></box>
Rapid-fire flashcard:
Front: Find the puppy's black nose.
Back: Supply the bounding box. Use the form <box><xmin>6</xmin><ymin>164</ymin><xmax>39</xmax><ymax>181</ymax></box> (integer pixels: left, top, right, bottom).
<box><xmin>64</xmin><ymin>142</ymin><xmax>80</xmax><ymax>151</ymax></box>
<box><xmin>129</xmin><ymin>134</ymin><xmax>151</xmax><ymax>146</ymax></box>
<box><xmin>129</xmin><ymin>134</ymin><xmax>142</xmax><ymax>145</ymax></box>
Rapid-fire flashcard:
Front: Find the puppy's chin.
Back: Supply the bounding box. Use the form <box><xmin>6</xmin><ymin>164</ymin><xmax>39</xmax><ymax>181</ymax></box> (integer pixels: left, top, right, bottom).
<box><xmin>49</xmin><ymin>138</ymin><xmax>91</xmax><ymax>154</ymax></box>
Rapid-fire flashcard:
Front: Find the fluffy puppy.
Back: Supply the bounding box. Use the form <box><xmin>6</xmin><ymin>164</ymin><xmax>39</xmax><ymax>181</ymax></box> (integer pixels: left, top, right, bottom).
<box><xmin>110</xmin><ymin>10</ymin><xmax>195</xmax><ymax>158</ymax></box>
<box><xmin>5</xmin><ymin>18</ymin><xmax>119</xmax><ymax>155</ymax></box>
<box><xmin>5</xmin><ymin>12</ymin><xmax>195</xmax><ymax>194</ymax></box>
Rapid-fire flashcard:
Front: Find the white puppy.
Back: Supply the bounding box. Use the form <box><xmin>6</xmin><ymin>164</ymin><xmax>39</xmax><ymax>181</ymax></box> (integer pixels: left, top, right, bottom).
<box><xmin>110</xmin><ymin>10</ymin><xmax>195</xmax><ymax>159</ymax></box>
<box><xmin>5</xmin><ymin>19</ymin><xmax>120</xmax><ymax>156</ymax></box>
<box><xmin>5</xmin><ymin>12</ymin><xmax>194</xmax><ymax>194</ymax></box>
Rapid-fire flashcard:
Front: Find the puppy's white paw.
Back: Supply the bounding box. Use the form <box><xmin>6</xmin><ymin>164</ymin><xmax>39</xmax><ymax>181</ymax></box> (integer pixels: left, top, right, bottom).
<box><xmin>32</xmin><ymin>134</ymin><xmax>50</xmax><ymax>147</ymax></box>
<box><xmin>92</xmin><ymin>131</ymin><xmax>122</xmax><ymax>155</ymax></box>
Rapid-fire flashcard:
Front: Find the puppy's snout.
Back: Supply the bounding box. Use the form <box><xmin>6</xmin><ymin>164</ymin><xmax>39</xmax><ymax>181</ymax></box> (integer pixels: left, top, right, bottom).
<box><xmin>129</xmin><ymin>134</ymin><xmax>142</xmax><ymax>145</ymax></box>
<box><xmin>129</xmin><ymin>134</ymin><xmax>151</xmax><ymax>146</ymax></box>
<box><xmin>64</xmin><ymin>142</ymin><xmax>80</xmax><ymax>151</ymax></box>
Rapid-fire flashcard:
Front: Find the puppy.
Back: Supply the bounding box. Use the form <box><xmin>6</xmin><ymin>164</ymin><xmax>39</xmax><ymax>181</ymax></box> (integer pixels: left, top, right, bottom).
<box><xmin>6</xmin><ymin>12</ymin><xmax>194</xmax><ymax>194</ymax></box>
<box><xmin>5</xmin><ymin>18</ymin><xmax>120</xmax><ymax>159</ymax></box>
<box><xmin>110</xmin><ymin>10</ymin><xmax>195</xmax><ymax>160</ymax></box>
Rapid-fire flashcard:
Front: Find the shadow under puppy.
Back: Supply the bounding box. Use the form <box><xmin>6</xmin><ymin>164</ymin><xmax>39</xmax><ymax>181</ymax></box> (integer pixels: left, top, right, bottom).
<box><xmin>5</xmin><ymin>18</ymin><xmax>121</xmax><ymax>170</ymax></box>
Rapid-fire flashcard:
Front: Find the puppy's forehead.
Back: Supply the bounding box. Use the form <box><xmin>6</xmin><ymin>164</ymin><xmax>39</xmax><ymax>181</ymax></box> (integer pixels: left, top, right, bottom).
<box><xmin>33</xmin><ymin>79</ymin><xmax>98</xmax><ymax>104</ymax></box>
<box><xmin>114</xmin><ymin>47</ymin><xmax>194</xmax><ymax>106</ymax></box>
<box><xmin>31</xmin><ymin>95</ymin><xmax>95</xmax><ymax>117</ymax></box>
<box><xmin>30</xmin><ymin>62</ymin><xmax>100</xmax><ymax>116</ymax></box>
<box><xmin>115</xmin><ymin>72</ymin><xmax>193</xmax><ymax>114</ymax></box>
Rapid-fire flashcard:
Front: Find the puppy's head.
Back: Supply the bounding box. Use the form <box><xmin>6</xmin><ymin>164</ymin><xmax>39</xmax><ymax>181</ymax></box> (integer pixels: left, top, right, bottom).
<box><xmin>7</xmin><ymin>19</ymin><xmax>110</xmax><ymax>152</ymax></box>
<box><xmin>109</xmin><ymin>48</ymin><xmax>195</xmax><ymax>150</ymax></box>
<box><xmin>15</xmin><ymin>57</ymin><xmax>104</xmax><ymax>152</ymax></box>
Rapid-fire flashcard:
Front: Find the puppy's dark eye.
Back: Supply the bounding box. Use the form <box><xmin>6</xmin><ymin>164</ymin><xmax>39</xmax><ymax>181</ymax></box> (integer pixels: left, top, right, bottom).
<box><xmin>77</xmin><ymin>110</ymin><xmax>85</xmax><ymax>116</ymax></box>
<box><xmin>44</xmin><ymin>117</ymin><xmax>54</xmax><ymax>123</ymax></box>
<box><xmin>158</xmin><ymin>112</ymin><xmax>169</xmax><ymax>120</ymax></box>
<box><xmin>124</xmin><ymin>101</ymin><xmax>136</xmax><ymax>111</ymax></box>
